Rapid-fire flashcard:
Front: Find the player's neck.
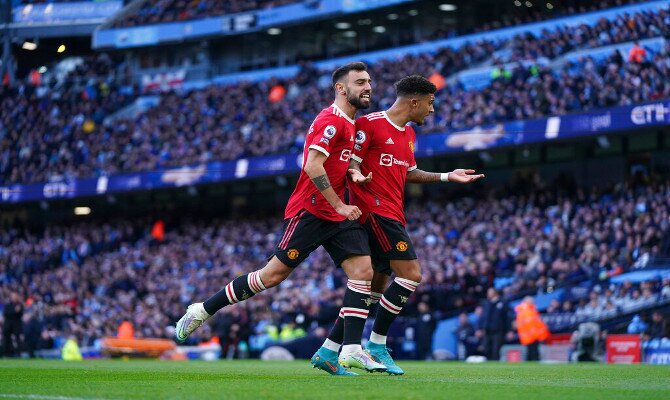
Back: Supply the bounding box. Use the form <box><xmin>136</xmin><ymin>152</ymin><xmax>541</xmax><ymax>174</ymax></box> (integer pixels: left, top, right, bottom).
<box><xmin>334</xmin><ymin>98</ymin><xmax>357</xmax><ymax>120</ymax></box>
<box><xmin>385</xmin><ymin>106</ymin><xmax>410</xmax><ymax>128</ymax></box>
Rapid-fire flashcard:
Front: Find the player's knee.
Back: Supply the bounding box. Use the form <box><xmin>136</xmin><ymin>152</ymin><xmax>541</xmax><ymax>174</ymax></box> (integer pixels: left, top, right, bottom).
<box><xmin>396</xmin><ymin>261</ymin><xmax>422</xmax><ymax>284</ymax></box>
<box><xmin>349</xmin><ymin>265</ymin><xmax>373</xmax><ymax>281</ymax></box>
<box><xmin>260</xmin><ymin>259</ymin><xmax>293</xmax><ymax>288</ymax></box>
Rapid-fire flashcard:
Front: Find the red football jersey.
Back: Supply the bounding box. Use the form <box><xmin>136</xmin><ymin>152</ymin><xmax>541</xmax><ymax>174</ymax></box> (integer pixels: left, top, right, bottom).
<box><xmin>284</xmin><ymin>104</ymin><xmax>356</xmax><ymax>221</ymax></box>
<box><xmin>349</xmin><ymin>111</ymin><xmax>417</xmax><ymax>225</ymax></box>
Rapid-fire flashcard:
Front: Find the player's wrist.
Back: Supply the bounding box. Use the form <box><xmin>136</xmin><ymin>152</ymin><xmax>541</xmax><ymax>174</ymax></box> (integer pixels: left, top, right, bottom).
<box><xmin>440</xmin><ymin>172</ymin><xmax>450</xmax><ymax>182</ymax></box>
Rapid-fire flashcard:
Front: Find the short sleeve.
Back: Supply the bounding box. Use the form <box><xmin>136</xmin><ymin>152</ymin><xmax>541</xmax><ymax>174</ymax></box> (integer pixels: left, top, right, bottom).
<box><xmin>308</xmin><ymin>118</ymin><xmax>340</xmax><ymax>157</ymax></box>
<box><xmin>351</xmin><ymin>118</ymin><xmax>371</xmax><ymax>163</ymax></box>
<box><xmin>407</xmin><ymin>127</ymin><xmax>417</xmax><ymax>171</ymax></box>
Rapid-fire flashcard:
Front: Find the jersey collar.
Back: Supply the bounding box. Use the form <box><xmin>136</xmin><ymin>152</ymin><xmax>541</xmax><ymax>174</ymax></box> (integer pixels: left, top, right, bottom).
<box><xmin>383</xmin><ymin>111</ymin><xmax>406</xmax><ymax>131</ymax></box>
<box><xmin>332</xmin><ymin>103</ymin><xmax>356</xmax><ymax>124</ymax></box>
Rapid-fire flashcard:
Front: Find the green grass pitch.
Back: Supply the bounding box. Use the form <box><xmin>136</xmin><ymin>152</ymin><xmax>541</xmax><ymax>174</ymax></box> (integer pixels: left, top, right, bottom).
<box><xmin>1</xmin><ymin>360</ymin><xmax>669</xmax><ymax>400</ymax></box>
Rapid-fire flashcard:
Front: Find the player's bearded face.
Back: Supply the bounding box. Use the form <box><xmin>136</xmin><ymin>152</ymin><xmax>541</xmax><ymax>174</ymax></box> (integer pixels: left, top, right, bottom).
<box><xmin>346</xmin><ymin>86</ymin><xmax>371</xmax><ymax>109</ymax></box>
<box><xmin>345</xmin><ymin>72</ymin><xmax>372</xmax><ymax>109</ymax></box>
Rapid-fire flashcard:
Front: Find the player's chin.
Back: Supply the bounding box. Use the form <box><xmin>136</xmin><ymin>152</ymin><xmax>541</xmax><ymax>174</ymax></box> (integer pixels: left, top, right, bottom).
<box><xmin>357</xmin><ymin>98</ymin><xmax>371</xmax><ymax>109</ymax></box>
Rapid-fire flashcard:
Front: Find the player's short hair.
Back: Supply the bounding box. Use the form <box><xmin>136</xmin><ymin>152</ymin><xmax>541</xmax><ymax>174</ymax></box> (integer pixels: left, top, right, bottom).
<box><xmin>395</xmin><ymin>75</ymin><xmax>437</xmax><ymax>97</ymax></box>
<box><xmin>332</xmin><ymin>62</ymin><xmax>368</xmax><ymax>85</ymax></box>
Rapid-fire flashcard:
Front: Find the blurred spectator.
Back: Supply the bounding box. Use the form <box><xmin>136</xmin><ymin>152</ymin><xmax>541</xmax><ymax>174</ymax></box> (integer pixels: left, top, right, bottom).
<box><xmin>629</xmin><ymin>41</ymin><xmax>647</xmax><ymax>64</ymax></box>
<box><xmin>415</xmin><ymin>302</ymin><xmax>436</xmax><ymax>360</ymax></box>
<box><xmin>480</xmin><ymin>288</ymin><xmax>510</xmax><ymax>361</ymax></box>
<box><xmin>456</xmin><ymin>312</ymin><xmax>481</xmax><ymax>359</ymax></box>
<box><xmin>647</xmin><ymin>311</ymin><xmax>667</xmax><ymax>339</ymax></box>
<box><xmin>628</xmin><ymin>314</ymin><xmax>648</xmax><ymax>334</ymax></box>
<box><xmin>2</xmin><ymin>292</ymin><xmax>24</xmax><ymax>357</ymax></box>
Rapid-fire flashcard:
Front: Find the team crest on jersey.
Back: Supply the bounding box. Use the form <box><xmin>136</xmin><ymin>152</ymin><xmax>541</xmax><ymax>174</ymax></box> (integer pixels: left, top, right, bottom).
<box><xmin>408</xmin><ymin>141</ymin><xmax>414</xmax><ymax>153</ymax></box>
<box><xmin>340</xmin><ymin>149</ymin><xmax>351</xmax><ymax>162</ymax></box>
<box><xmin>396</xmin><ymin>241</ymin><xmax>408</xmax><ymax>252</ymax></box>
<box><xmin>324</xmin><ymin>125</ymin><xmax>337</xmax><ymax>139</ymax></box>
<box><xmin>355</xmin><ymin>130</ymin><xmax>366</xmax><ymax>144</ymax></box>
<box><xmin>287</xmin><ymin>249</ymin><xmax>300</xmax><ymax>260</ymax></box>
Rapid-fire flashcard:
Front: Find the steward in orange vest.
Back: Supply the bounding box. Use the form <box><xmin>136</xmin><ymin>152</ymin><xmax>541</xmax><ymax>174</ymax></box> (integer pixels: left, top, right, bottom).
<box><xmin>514</xmin><ymin>297</ymin><xmax>549</xmax><ymax>346</ymax></box>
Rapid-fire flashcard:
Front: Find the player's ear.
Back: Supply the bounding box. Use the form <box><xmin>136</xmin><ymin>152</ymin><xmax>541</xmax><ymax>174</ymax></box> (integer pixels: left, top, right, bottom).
<box><xmin>335</xmin><ymin>81</ymin><xmax>347</xmax><ymax>95</ymax></box>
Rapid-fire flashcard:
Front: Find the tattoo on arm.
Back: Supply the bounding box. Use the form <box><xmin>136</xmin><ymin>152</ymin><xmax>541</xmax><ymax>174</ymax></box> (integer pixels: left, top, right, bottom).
<box><xmin>311</xmin><ymin>174</ymin><xmax>332</xmax><ymax>191</ymax></box>
<box><xmin>406</xmin><ymin>169</ymin><xmax>441</xmax><ymax>183</ymax></box>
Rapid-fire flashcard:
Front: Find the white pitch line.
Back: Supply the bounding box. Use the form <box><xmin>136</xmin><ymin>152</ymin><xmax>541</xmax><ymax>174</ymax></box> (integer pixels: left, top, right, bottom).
<box><xmin>0</xmin><ymin>394</ymin><xmax>114</xmax><ymax>400</ymax></box>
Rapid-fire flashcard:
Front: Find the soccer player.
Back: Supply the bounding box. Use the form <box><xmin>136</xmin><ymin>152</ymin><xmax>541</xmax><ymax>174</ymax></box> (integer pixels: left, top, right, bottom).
<box><xmin>175</xmin><ymin>62</ymin><xmax>385</xmax><ymax>375</ymax></box>
<box><xmin>314</xmin><ymin>75</ymin><xmax>484</xmax><ymax>375</ymax></box>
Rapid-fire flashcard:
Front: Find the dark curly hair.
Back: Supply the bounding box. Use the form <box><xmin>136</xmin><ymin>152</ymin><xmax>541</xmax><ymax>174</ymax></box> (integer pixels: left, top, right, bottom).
<box><xmin>394</xmin><ymin>75</ymin><xmax>437</xmax><ymax>97</ymax></box>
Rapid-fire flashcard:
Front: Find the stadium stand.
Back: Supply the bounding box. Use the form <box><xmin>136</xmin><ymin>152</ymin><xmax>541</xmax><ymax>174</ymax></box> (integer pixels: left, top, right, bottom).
<box><xmin>111</xmin><ymin>0</ymin><xmax>301</xmax><ymax>27</ymax></box>
<box><xmin>3</xmin><ymin>4</ymin><xmax>669</xmax><ymax>185</ymax></box>
<box><xmin>1</xmin><ymin>178</ymin><xmax>668</xmax><ymax>356</ymax></box>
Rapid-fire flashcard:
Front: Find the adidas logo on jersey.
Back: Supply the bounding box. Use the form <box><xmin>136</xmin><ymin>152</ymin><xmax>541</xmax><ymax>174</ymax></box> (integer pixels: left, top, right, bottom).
<box><xmin>385</xmin><ymin>138</ymin><xmax>395</xmax><ymax>145</ymax></box>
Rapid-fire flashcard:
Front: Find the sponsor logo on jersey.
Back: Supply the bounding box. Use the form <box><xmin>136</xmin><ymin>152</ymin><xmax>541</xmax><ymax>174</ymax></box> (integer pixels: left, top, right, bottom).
<box><xmin>287</xmin><ymin>249</ymin><xmax>300</xmax><ymax>260</ymax></box>
<box><xmin>340</xmin><ymin>149</ymin><xmax>351</xmax><ymax>162</ymax></box>
<box><xmin>355</xmin><ymin>130</ymin><xmax>367</xmax><ymax>144</ymax></box>
<box><xmin>396</xmin><ymin>241</ymin><xmax>408</xmax><ymax>252</ymax></box>
<box><xmin>408</xmin><ymin>141</ymin><xmax>414</xmax><ymax>153</ymax></box>
<box><xmin>380</xmin><ymin>153</ymin><xmax>393</xmax><ymax>166</ymax></box>
<box><xmin>324</xmin><ymin>125</ymin><xmax>337</xmax><ymax>139</ymax></box>
<box><xmin>385</xmin><ymin>138</ymin><xmax>394</xmax><ymax>145</ymax></box>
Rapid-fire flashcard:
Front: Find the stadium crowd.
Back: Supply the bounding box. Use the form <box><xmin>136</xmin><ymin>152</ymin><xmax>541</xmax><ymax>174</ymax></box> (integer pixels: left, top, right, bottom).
<box><xmin>542</xmin><ymin>278</ymin><xmax>670</xmax><ymax>332</ymax></box>
<box><xmin>111</xmin><ymin>0</ymin><xmax>300</xmax><ymax>27</ymax></box>
<box><xmin>1</xmin><ymin>178</ymin><xmax>668</xmax><ymax>356</ymax></box>
<box><xmin>2</xmin><ymin>5</ymin><xmax>669</xmax><ymax>185</ymax></box>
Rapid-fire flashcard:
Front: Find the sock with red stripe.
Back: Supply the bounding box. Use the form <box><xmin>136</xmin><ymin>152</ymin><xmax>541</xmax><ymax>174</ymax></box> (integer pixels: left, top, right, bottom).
<box><xmin>341</xmin><ymin>280</ymin><xmax>372</xmax><ymax>351</ymax></box>
<box><xmin>325</xmin><ymin>291</ymin><xmax>381</xmax><ymax>350</ymax></box>
<box><xmin>202</xmin><ymin>271</ymin><xmax>266</xmax><ymax>315</ymax></box>
<box><xmin>370</xmin><ymin>277</ymin><xmax>419</xmax><ymax>345</ymax></box>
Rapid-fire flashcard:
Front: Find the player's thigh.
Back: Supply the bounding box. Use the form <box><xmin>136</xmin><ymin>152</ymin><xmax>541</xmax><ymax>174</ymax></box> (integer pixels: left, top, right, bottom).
<box><xmin>273</xmin><ymin>210</ymin><xmax>335</xmax><ymax>268</ymax></box>
<box><xmin>322</xmin><ymin>219</ymin><xmax>372</xmax><ymax>279</ymax></box>
<box><xmin>365</xmin><ymin>213</ymin><xmax>418</xmax><ymax>277</ymax></box>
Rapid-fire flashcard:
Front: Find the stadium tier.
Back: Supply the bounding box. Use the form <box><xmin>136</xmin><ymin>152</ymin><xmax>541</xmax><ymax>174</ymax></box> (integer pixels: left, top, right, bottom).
<box><xmin>1</xmin><ymin>179</ymin><xmax>668</xmax><ymax>356</ymax></box>
<box><xmin>112</xmin><ymin>0</ymin><xmax>302</xmax><ymax>27</ymax></box>
<box><xmin>2</xmin><ymin>3</ymin><xmax>669</xmax><ymax>186</ymax></box>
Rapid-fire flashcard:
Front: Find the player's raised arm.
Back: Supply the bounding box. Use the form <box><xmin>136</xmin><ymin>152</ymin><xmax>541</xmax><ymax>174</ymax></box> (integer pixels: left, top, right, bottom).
<box><xmin>304</xmin><ymin>149</ymin><xmax>362</xmax><ymax>220</ymax></box>
<box><xmin>406</xmin><ymin>168</ymin><xmax>485</xmax><ymax>184</ymax></box>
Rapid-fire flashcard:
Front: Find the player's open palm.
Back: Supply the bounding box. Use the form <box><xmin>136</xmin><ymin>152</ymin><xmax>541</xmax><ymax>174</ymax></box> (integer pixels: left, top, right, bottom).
<box><xmin>450</xmin><ymin>169</ymin><xmax>485</xmax><ymax>184</ymax></box>
<box><xmin>349</xmin><ymin>169</ymin><xmax>372</xmax><ymax>185</ymax></box>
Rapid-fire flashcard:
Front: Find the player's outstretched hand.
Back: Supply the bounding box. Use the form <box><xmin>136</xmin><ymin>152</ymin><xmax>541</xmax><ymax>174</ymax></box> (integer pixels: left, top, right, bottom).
<box><xmin>348</xmin><ymin>169</ymin><xmax>372</xmax><ymax>185</ymax></box>
<box><xmin>336</xmin><ymin>204</ymin><xmax>362</xmax><ymax>221</ymax></box>
<box><xmin>449</xmin><ymin>169</ymin><xmax>485</xmax><ymax>184</ymax></box>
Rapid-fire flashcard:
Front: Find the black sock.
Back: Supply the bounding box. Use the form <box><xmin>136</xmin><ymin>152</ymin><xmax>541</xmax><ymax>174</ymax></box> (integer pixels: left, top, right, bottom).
<box><xmin>327</xmin><ymin>291</ymin><xmax>381</xmax><ymax>345</ymax></box>
<box><xmin>203</xmin><ymin>271</ymin><xmax>266</xmax><ymax>315</ymax></box>
<box><xmin>341</xmin><ymin>280</ymin><xmax>372</xmax><ymax>345</ymax></box>
<box><xmin>372</xmin><ymin>278</ymin><xmax>419</xmax><ymax>340</ymax></box>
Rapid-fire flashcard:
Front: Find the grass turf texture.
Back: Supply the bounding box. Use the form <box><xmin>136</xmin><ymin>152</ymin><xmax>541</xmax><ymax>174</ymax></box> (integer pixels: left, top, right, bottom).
<box><xmin>0</xmin><ymin>360</ymin><xmax>668</xmax><ymax>400</ymax></box>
